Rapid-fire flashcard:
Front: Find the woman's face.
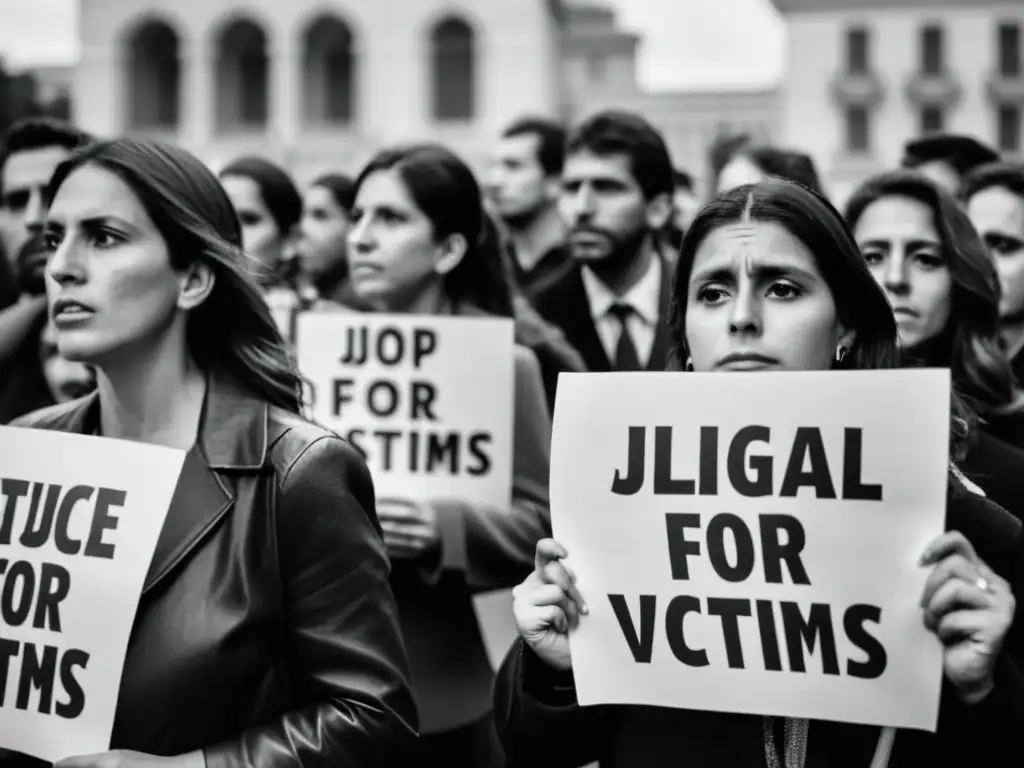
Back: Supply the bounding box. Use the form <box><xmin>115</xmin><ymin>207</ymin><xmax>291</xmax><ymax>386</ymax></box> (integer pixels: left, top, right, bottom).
<box><xmin>347</xmin><ymin>169</ymin><xmax>449</xmax><ymax>310</ymax></box>
<box><xmin>298</xmin><ymin>185</ymin><xmax>350</xmax><ymax>279</ymax></box>
<box><xmin>43</xmin><ymin>164</ymin><xmax>186</xmax><ymax>365</ymax></box>
<box><xmin>853</xmin><ymin>196</ymin><xmax>952</xmax><ymax>350</ymax></box>
<box><xmin>39</xmin><ymin>319</ymin><xmax>94</xmax><ymax>402</ymax></box>
<box><xmin>717</xmin><ymin>156</ymin><xmax>766</xmax><ymax>194</ymax></box>
<box><xmin>221</xmin><ymin>174</ymin><xmax>283</xmax><ymax>273</ymax></box>
<box><xmin>685</xmin><ymin>219</ymin><xmax>849</xmax><ymax>372</ymax></box>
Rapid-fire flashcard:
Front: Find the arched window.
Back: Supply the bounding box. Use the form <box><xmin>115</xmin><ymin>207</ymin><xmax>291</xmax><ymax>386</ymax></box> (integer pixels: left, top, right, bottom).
<box><xmin>214</xmin><ymin>18</ymin><xmax>269</xmax><ymax>130</ymax></box>
<box><xmin>125</xmin><ymin>19</ymin><xmax>181</xmax><ymax>130</ymax></box>
<box><xmin>430</xmin><ymin>16</ymin><xmax>475</xmax><ymax>122</ymax></box>
<box><xmin>302</xmin><ymin>15</ymin><xmax>355</xmax><ymax>125</ymax></box>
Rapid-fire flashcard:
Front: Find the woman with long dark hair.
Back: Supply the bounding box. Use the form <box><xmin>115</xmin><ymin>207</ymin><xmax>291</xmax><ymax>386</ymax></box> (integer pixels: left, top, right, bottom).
<box><xmin>219</xmin><ymin>157</ymin><xmax>312</xmax><ymax>333</ymax></box>
<box><xmin>345</xmin><ymin>143</ymin><xmax>552</xmax><ymax>766</ymax></box>
<box><xmin>219</xmin><ymin>156</ymin><xmax>302</xmax><ymax>283</ymax></box>
<box><xmin>845</xmin><ymin>170</ymin><xmax>1024</xmax><ymax>515</ymax></box>
<box><xmin>296</xmin><ymin>172</ymin><xmax>356</xmax><ymax>305</ymax></box>
<box><xmin>6</xmin><ymin>138</ymin><xmax>417</xmax><ymax>768</ymax></box>
<box><xmin>493</xmin><ymin>179</ymin><xmax>1023</xmax><ymax>767</ymax></box>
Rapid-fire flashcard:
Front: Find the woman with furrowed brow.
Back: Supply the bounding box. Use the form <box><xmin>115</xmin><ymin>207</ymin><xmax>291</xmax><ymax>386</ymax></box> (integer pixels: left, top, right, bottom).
<box><xmin>493</xmin><ymin>178</ymin><xmax>1024</xmax><ymax>768</ymax></box>
<box><xmin>844</xmin><ymin>170</ymin><xmax>1024</xmax><ymax>520</ymax></box>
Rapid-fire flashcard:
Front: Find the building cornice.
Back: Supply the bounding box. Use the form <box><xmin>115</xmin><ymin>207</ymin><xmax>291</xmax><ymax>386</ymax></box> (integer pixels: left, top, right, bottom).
<box><xmin>771</xmin><ymin>0</ymin><xmax>993</xmax><ymax>13</ymax></box>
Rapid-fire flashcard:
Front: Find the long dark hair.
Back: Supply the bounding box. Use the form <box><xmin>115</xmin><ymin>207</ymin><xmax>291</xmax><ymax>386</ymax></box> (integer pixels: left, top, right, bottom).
<box><xmin>669</xmin><ymin>179</ymin><xmax>971</xmax><ymax>462</ymax></box>
<box><xmin>670</xmin><ymin>179</ymin><xmax>899</xmax><ymax>372</ymax></box>
<box><xmin>844</xmin><ymin>170</ymin><xmax>1021</xmax><ymax>421</ymax></box>
<box><xmin>47</xmin><ymin>139</ymin><xmax>303</xmax><ymax>413</ymax></box>
<box><xmin>310</xmin><ymin>172</ymin><xmax>356</xmax><ymax>214</ymax></box>
<box><xmin>219</xmin><ymin>156</ymin><xmax>303</xmax><ymax>237</ymax></box>
<box><xmin>353</xmin><ymin>144</ymin><xmax>514</xmax><ymax>318</ymax></box>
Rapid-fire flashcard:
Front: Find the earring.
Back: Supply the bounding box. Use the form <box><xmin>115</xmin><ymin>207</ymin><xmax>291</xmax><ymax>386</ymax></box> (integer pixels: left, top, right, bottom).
<box><xmin>685</xmin><ymin>356</ymin><xmax>694</xmax><ymax>372</ymax></box>
<box><xmin>835</xmin><ymin>344</ymin><xmax>847</xmax><ymax>363</ymax></box>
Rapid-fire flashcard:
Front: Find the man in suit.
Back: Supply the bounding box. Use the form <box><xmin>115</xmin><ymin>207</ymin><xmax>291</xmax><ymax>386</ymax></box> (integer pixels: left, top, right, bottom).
<box><xmin>531</xmin><ymin>109</ymin><xmax>676</xmax><ymax>374</ymax></box>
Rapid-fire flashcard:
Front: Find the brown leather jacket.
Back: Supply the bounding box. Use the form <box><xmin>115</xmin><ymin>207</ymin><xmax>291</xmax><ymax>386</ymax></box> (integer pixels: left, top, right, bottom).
<box><xmin>4</xmin><ymin>371</ymin><xmax>418</xmax><ymax>767</ymax></box>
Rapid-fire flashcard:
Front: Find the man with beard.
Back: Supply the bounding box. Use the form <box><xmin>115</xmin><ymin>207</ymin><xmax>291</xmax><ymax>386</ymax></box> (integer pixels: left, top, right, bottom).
<box><xmin>0</xmin><ymin>118</ymin><xmax>92</xmax><ymax>422</ymax></box>
<box><xmin>529</xmin><ymin>109</ymin><xmax>675</xmax><ymax>374</ymax></box>
<box><xmin>487</xmin><ymin>117</ymin><xmax>571</xmax><ymax>297</ymax></box>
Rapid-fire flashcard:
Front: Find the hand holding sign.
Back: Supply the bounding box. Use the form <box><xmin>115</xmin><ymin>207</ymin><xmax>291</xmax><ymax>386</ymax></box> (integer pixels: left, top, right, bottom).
<box><xmin>919</xmin><ymin>530</ymin><xmax>1015</xmax><ymax>704</ymax></box>
<box><xmin>550</xmin><ymin>370</ymin><xmax>954</xmax><ymax>730</ymax></box>
<box><xmin>512</xmin><ymin>539</ymin><xmax>589</xmax><ymax>672</ymax></box>
<box><xmin>377</xmin><ymin>498</ymin><xmax>440</xmax><ymax>559</ymax></box>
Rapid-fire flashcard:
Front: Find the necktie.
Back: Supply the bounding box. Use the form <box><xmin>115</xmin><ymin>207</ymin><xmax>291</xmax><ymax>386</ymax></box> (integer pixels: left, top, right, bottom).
<box><xmin>608</xmin><ymin>303</ymin><xmax>642</xmax><ymax>371</ymax></box>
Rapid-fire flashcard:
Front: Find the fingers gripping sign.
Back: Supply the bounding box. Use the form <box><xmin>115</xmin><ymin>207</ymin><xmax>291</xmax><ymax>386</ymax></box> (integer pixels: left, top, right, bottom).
<box><xmin>513</xmin><ymin>539</ymin><xmax>589</xmax><ymax>671</ymax></box>
<box><xmin>919</xmin><ymin>531</ymin><xmax>1015</xmax><ymax>703</ymax></box>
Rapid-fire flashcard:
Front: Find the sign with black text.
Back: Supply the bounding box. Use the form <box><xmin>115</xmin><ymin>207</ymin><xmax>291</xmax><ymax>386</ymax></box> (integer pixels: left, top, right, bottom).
<box><xmin>0</xmin><ymin>427</ymin><xmax>185</xmax><ymax>761</ymax></box>
<box><xmin>550</xmin><ymin>370</ymin><xmax>950</xmax><ymax>731</ymax></box>
<box><xmin>296</xmin><ymin>312</ymin><xmax>515</xmax><ymax>507</ymax></box>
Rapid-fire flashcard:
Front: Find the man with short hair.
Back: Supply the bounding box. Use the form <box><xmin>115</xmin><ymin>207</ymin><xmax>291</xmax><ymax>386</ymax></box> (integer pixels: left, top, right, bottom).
<box><xmin>1</xmin><ymin>117</ymin><xmax>92</xmax><ymax>270</ymax></box>
<box><xmin>962</xmin><ymin>162</ymin><xmax>1024</xmax><ymax>379</ymax></box>
<box><xmin>487</xmin><ymin>116</ymin><xmax>571</xmax><ymax>296</ymax></box>
<box><xmin>531</xmin><ymin>109</ymin><xmax>676</xmax><ymax>374</ymax></box>
<box><xmin>0</xmin><ymin>117</ymin><xmax>92</xmax><ymax>423</ymax></box>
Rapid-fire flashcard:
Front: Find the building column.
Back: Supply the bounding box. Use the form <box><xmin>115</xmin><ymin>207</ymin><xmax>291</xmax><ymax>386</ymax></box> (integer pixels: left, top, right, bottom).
<box><xmin>271</xmin><ymin>37</ymin><xmax>299</xmax><ymax>151</ymax></box>
<box><xmin>181</xmin><ymin>33</ymin><xmax>214</xmax><ymax>154</ymax></box>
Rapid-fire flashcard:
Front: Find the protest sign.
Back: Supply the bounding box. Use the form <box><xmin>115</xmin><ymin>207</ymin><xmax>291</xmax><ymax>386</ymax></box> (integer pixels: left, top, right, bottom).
<box><xmin>550</xmin><ymin>369</ymin><xmax>950</xmax><ymax>732</ymax></box>
<box><xmin>0</xmin><ymin>426</ymin><xmax>185</xmax><ymax>762</ymax></box>
<box><xmin>296</xmin><ymin>312</ymin><xmax>515</xmax><ymax>508</ymax></box>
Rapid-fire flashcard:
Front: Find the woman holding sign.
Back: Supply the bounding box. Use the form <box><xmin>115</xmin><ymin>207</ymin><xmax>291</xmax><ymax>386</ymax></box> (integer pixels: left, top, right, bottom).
<box><xmin>345</xmin><ymin>143</ymin><xmax>554</xmax><ymax>766</ymax></box>
<box><xmin>6</xmin><ymin>139</ymin><xmax>417</xmax><ymax>767</ymax></box>
<box><xmin>494</xmin><ymin>178</ymin><xmax>1024</xmax><ymax>767</ymax></box>
<box><xmin>844</xmin><ymin>171</ymin><xmax>1024</xmax><ymax>518</ymax></box>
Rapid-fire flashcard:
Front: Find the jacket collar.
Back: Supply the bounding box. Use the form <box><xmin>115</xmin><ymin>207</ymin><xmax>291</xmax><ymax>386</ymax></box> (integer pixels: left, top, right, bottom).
<box><xmin>199</xmin><ymin>370</ymin><xmax>269</xmax><ymax>470</ymax></box>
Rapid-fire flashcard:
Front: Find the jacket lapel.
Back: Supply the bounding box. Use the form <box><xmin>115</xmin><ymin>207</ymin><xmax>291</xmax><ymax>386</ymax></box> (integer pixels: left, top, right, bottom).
<box><xmin>141</xmin><ymin>447</ymin><xmax>232</xmax><ymax>594</ymax></box>
<box><xmin>140</xmin><ymin>371</ymin><xmax>269</xmax><ymax>595</ymax></box>
<box><xmin>647</xmin><ymin>251</ymin><xmax>674</xmax><ymax>371</ymax></box>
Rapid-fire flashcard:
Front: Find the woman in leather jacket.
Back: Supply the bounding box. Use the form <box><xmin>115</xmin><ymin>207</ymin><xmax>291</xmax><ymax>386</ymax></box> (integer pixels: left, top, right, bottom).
<box><xmin>7</xmin><ymin>137</ymin><xmax>418</xmax><ymax>768</ymax></box>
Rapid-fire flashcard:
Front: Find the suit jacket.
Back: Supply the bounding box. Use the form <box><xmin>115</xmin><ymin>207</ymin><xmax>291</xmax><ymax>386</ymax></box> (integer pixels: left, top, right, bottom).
<box><xmin>510</xmin><ymin>295</ymin><xmax>587</xmax><ymax>414</ymax></box>
<box><xmin>4</xmin><ymin>371</ymin><xmax>418</xmax><ymax>767</ymax></box>
<box><xmin>393</xmin><ymin>339</ymin><xmax>552</xmax><ymax>734</ymax></box>
<box><xmin>494</xmin><ymin>481</ymin><xmax>1024</xmax><ymax>768</ymax></box>
<box><xmin>531</xmin><ymin>256</ymin><xmax>674</xmax><ymax>375</ymax></box>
